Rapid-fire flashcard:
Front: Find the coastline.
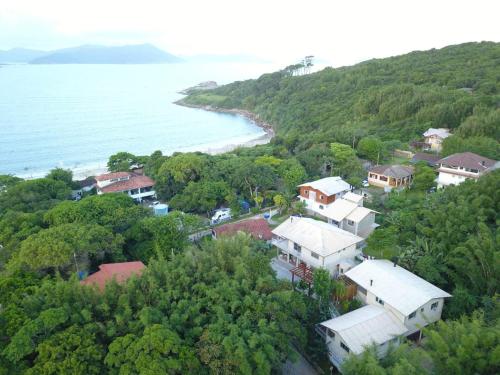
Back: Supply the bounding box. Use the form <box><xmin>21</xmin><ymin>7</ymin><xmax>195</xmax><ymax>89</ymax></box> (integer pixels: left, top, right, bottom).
<box><xmin>17</xmin><ymin>103</ymin><xmax>274</xmax><ymax>181</ymax></box>
<box><xmin>174</xmin><ymin>98</ymin><xmax>275</xmax><ymax>141</ymax></box>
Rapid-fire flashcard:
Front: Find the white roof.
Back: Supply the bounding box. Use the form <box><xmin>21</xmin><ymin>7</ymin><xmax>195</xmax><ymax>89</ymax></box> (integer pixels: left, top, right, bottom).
<box><xmin>423</xmin><ymin>128</ymin><xmax>451</xmax><ymax>139</ymax></box>
<box><xmin>298</xmin><ymin>177</ymin><xmax>351</xmax><ymax>196</ymax></box>
<box><xmin>346</xmin><ymin>206</ymin><xmax>375</xmax><ymax>222</ymax></box>
<box><xmin>322</xmin><ymin>199</ymin><xmax>375</xmax><ymax>223</ymax></box>
<box><xmin>343</xmin><ymin>192</ymin><xmax>363</xmax><ymax>205</ymax></box>
<box><xmin>321</xmin><ymin>305</ymin><xmax>407</xmax><ymax>354</ymax></box>
<box><xmin>272</xmin><ymin>217</ymin><xmax>364</xmax><ymax>257</ymax></box>
<box><xmin>346</xmin><ymin>260</ymin><xmax>452</xmax><ymax>315</ymax></box>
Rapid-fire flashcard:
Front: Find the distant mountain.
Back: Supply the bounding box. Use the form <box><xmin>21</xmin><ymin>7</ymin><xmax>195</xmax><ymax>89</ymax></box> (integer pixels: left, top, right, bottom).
<box><xmin>29</xmin><ymin>44</ymin><xmax>183</xmax><ymax>64</ymax></box>
<box><xmin>0</xmin><ymin>48</ymin><xmax>48</xmax><ymax>63</ymax></box>
<box><xmin>185</xmin><ymin>54</ymin><xmax>271</xmax><ymax>64</ymax></box>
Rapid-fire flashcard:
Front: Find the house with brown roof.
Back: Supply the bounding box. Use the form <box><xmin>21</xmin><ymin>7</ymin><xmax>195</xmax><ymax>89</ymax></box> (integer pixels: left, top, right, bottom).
<box><xmin>96</xmin><ymin>172</ymin><xmax>156</xmax><ymax>202</ymax></box>
<box><xmin>212</xmin><ymin>218</ymin><xmax>273</xmax><ymax>241</ymax></box>
<box><xmin>436</xmin><ymin>152</ymin><xmax>498</xmax><ymax>188</ymax></box>
<box><xmin>80</xmin><ymin>261</ymin><xmax>145</xmax><ymax>290</ymax></box>
<box><xmin>367</xmin><ymin>165</ymin><xmax>414</xmax><ymax>189</ymax></box>
<box><xmin>410</xmin><ymin>152</ymin><xmax>441</xmax><ymax>167</ymax></box>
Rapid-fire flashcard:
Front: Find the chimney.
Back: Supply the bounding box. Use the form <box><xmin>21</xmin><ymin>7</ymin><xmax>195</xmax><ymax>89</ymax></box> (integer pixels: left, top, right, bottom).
<box><xmin>370</xmin><ymin>279</ymin><xmax>373</xmax><ymax>286</ymax></box>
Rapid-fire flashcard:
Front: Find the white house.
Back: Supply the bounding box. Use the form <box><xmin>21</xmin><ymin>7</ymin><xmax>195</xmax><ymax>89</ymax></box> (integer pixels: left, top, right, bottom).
<box><xmin>320</xmin><ymin>259</ymin><xmax>451</xmax><ymax>370</ymax></box>
<box><xmin>272</xmin><ymin>217</ymin><xmax>364</xmax><ymax>277</ymax></box>
<box><xmin>436</xmin><ymin>152</ymin><xmax>498</xmax><ymax>188</ymax></box>
<box><xmin>321</xmin><ymin>193</ymin><xmax>378</xmax><ymax>238</ymax></box>
<box><xmin>320</xmin><ymin>305</ymin><xmax>407</xmax><ymax>368</ymax></box>
<box><xmin>423</xmin><ymin>128</ymin><xmax>451</xmax><ymax>152</ymax></box>
<box><xmin>95</xmin><ymin>172</ymin><xmax>156</xmax><ymax>202</ymax></box>
<box><xmin>298</xmin><ymin>177</ymin><xmax>351</xmax><ymax>214</ymax></box>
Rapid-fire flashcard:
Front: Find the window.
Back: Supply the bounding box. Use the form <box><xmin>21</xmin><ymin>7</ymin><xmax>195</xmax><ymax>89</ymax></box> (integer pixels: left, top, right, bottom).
<box><xmin>320</xmin><ymin>195</ymin><xmax>324</xmax><ymax>200</ymax></box>
<box><xmin>304</xmin><ymin>190</ymin><xmax>309</xmax><ymax>195</ymax></box>
<box><xmin>311</xmin><ymin>251</ymin><xmax>319</xmax><ymax>259</ymax></box>
<box><xmin>327</xmin><ymin>330</ymin><xmax>335</xmax><ymax>338</ymax></box>
<box><xmin>358</xmin><ymin>286</ymin><xmax>367</xmax><ymax>295</ymax></box>
<box><xmin>431</xmin><ymin>301</ymin><xmax>439</xmax><ymax>311</ymax></box>
<box><xmin>376</xmin><ymin>297</ymin><xmax>384</xmax><ymax>305</ymax></box>
<box><xmin>319</xmin><ymin>205</ymin><xmax>324</xmax><ymax>210</ymax></box>
<box><xmin>409</xmin><ymin>311</ymin><xmax>416</xmax><ymax>319</ymax></box>
<box><xmin>340</xmin><ymin>342</ymin><xmax>350</xmax><ymax>353</ymax></box>
<box><xmin>347</xmin><ymin>220</ymin><xmax>355</xmax><ymax>226</ymax></box>
<box><xmin>293</xmin><ymin>243</ymin><xmax>301</xmax><ymax>253</ymax></box>
<box><xmin>379</xmin><ymin>176</ymin><xmax>388</xmax><ymax>182</ymax></box>
<box><xmin>421</xmin><ymin>308</ymin><xmax>424</xmax><ymax>313</ymax></box>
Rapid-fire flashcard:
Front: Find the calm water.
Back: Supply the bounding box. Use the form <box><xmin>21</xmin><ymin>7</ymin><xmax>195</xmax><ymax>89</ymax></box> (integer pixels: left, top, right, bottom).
<box><xmin>0</xmin><ymin>63</ymin><xmax>279</xmax><ymax>178</ymax></box>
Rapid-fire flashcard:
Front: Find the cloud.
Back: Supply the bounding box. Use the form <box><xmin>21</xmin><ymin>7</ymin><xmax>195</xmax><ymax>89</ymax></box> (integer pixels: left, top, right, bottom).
<box><xmin>1</xmin><ymin>0</ymin><xmax>499</xmax><ymax>65</ymax></box>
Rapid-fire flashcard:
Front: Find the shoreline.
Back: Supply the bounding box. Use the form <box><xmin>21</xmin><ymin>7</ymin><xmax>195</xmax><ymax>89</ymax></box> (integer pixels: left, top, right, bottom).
<box><xmin>15</xmin><ymin>103</ymin><xmax>275</xmax><ymax>181</ymax></box>
<box><xmin>174</xmin><ymin>99</ymin><xmax>275</xmax><ymax>140</ymax></box>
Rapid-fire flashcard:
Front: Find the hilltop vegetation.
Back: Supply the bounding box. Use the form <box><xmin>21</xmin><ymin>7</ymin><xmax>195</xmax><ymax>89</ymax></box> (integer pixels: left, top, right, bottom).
<box><xmin>184</xmin><ymin>42</ymin><xmax>500</xmax><ymax>158</ymax></box>
<box><xmin>0</xmin><ymin>43</ymin><xmax>499</xmax><ymax>373</ymax></box>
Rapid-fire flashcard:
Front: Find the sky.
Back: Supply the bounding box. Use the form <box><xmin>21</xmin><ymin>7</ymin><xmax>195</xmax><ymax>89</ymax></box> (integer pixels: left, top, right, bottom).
<box><xmin>1</xmin><ymin>0</ymin><xmax>499</xmax><ymax>66</ymax></box>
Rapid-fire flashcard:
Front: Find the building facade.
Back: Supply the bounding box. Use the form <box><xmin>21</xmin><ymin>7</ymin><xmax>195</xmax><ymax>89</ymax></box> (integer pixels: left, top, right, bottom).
<box><xmin>95</xmin><ymin>172</ymin><xmax>156</xmax><ymax>202</ymax></box>
<box><xmin>298</xmin><ymin>177</ymin><xmax>351</xmax><ymax>213</ymax></box>
<box><xmin>272</xmin><ymin>217</ymin><xmax>364</xmax><ymax>277</ymax></box>
<box><xmin>436</xmin><ymin>152</ymin><xmax>498</xmax><ymax>188</ymax></box>
<box><xmin>368</xmin><ymin>165</ymin><xmax>414</xmax><ymax>189</ymax></box>
<box><xmin>423</xmin><ymin>128</ymin><xmax>451</xmax><ymax>152</ymax></box>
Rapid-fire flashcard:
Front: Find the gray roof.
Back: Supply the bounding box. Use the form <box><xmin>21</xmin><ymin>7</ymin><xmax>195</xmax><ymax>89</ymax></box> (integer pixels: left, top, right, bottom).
<box><xmin>423</xmin><ymin>128</ymin><xmax>451</xmax><ymax>139</ymax></box>
<box><xmin>298</xmin><ymin>177</ymin><xmax>351</xmax><ymax>196</ymax></box>
<box><xmin>272</xmin><ymin>217</ymin><xmax>364</xmax><ymax>257</ymax></box>
<box><xmin>321</xmin><ymin>305</ymin><xmax>407</xmax><ymax>354</ymax></box>
<box><xmin>369</xmin><ymin>165</ymin><xmax>414</xmax><ymax>178</ymax></box>
<box><xmin>346</xmin><ymin>260</ymin><xmax>451</xmax><ymax>316</ymax></box>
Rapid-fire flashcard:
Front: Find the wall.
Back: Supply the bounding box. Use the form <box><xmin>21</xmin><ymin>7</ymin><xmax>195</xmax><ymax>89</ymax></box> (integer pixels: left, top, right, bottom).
<box><xmin>437</xmin><ymin>170</ymin><xmax>469</xmax><ymax>187</ymax></box>
<box><xmin>354</xmin><ymin>213</ymin><xmax>376</xmax><ymax>238</ymax></box>
<box><xmin>404</xmin><ymin>298</ymin><xmax>445</xmax><ymax>335</ymax></box>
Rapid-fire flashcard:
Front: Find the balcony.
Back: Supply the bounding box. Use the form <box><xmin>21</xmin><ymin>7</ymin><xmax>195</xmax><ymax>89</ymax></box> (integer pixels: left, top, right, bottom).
<box><xmin>271</xmin><ymin>238</ymin><xmax>289</xmax><ymax>252</ymax></box>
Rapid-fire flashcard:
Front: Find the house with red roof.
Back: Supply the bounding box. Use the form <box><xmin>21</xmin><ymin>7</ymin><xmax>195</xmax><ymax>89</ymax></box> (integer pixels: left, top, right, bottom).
<box><xmin>80</xmin><ymin>261</ymin><xmax>145</xmax><ymax>290</ymax></box>
<box><xmin>95</xmin><ymin>171</ymin><xmax>156</xmax><ymax>202</ymax></box>
<box><xmin>212</xmin><ymin>218</ymin><xmax>273</xmax><ymax>241</ymax></box>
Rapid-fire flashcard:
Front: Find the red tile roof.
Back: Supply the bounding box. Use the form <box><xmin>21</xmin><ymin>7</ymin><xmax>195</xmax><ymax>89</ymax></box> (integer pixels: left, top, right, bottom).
<box><xmin>99</xmin><ymin>175</ymin><xmax>155</xmax><ymax>193</ymax></box>
<box><xmin>437</xmin><ymin>152</ymin><xmax>497</xmax><ymax>170</ymax></box>
<box><xmin>213</xmin><ymin>218</ymin><xmax>273</xmax><ymax>241</ymax></box>
<box><xmin>80</xmin><ymin>261</ymin><xmax>145</xmax><ymax>290</ymax></box>
<box><xmin>95</xmin><ymin>171</ymin><xmax>131</xmax><ymax>182</ymax></box>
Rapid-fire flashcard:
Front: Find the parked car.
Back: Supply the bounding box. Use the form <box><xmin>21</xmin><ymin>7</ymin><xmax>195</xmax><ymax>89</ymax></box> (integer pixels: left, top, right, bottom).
<box><xmin>211</xmin><ymin>208</ymin><xmax>232</xmax><ymax>225</ymax></box>
<box><xmin>362</xmin><ymin>179</ymin><xmax>370</xmax><ymax>187</ymax></box>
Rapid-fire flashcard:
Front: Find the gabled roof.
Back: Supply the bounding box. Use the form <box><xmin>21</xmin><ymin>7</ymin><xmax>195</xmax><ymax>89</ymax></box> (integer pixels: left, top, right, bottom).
<box><xmin>322</xmin><ymin>198</ymin><xmax>376</xmax><ymax>223</ymax></box>
<box><xmin>99</xmin><ymin>175</ymin><xmax>155</xmax><ymax>193</ymax></box>
<box><xmin>298</xmin><ymin>177</ymin><xmax>351</xmax><ymax>196</ymax></box>
<box><xmin>346</xmin><ymin>260</ymin><xmax>451</xmax><ymax>315</ymax></box>
<box><xmin>321</xmin><ymin>305</ymin><xmax>407</xmax><ymax>354</ymax></box>
<box><xmin>343</xmin><ymin>192</ymin><xmax>363</xmax><ymax>205</ymax></box>
<box><xmin>437</xmin><ymin>152</ymin><xmax>497</xmax><ymax>171</ymax></box>
<box><xmin>81</xmin><ymin>261</ymin><xmax>145</xmax><ymax>290</ymax></box>
<box><xmin>272</xmin><ymin>217</ymin><xmax>364</xmax><ymax>257</ymax></box>
<box><xmin>95</xmin><ymin>171</ymin><xmax>131</xmax><ymax>182</ymax></box>
<box><xmin>423</xmin><ymin>128</ymin><xmax>451</xmax><ymax>139</ymax></box>
<box><xmin>214</xmin><ymin>218</ymin><xmax>272</xmax><ymax>240</ymax></box>
<box><xmin>369</xmin><ymin>165</ymin><xmax>414</xmax><ymax>178</ymax></box>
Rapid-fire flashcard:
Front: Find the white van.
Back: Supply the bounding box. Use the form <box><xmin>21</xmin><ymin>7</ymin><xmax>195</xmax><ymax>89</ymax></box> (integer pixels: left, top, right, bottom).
<box><xmin>211</xmin><ymin>208</ymin><xmax>231</xmax><ymax>225</ymax></box>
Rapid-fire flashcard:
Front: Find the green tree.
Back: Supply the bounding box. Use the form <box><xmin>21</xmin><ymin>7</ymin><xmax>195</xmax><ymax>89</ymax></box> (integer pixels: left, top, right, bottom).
<box><xmin>278</xmin><ymin>158</ymin><xmax>307</xmax><ymax>196</ymax></box>
<box><xmin>412</xmin><ymin>162</ymin><xmax>436</xmax><ymax>191</ymax></box>
<box><xmin>273</xmin><ymin>194</ymin><xmax>288</xmax><ymax>214</ymax></box>
<box><xmin>45</xmin><ymin>168</ymin><xmax>74</xmax><ymax>187</ymax></box>
<box><xmin>107</xmin><ymin>152</ymin><xmax>141</xmax><ymax>172</ymax></box>
<box><xmin>330</xmin><ymin>143</ymin><xmax>363</xmax><ymax>178</ymax></box>
<box><xmin>357</xmin><ymin>137</ymin><xmax>385</xmax><ymax>163</ymax></box>
<box><xmin>9</xmin><ymin>223</ymin><xmax>124</xmax><ymax>275</ymax></box>
<box><xmin>169</xmin><ymin>180</ymin><xmax>231</xmax><ymax>214</ymax></box>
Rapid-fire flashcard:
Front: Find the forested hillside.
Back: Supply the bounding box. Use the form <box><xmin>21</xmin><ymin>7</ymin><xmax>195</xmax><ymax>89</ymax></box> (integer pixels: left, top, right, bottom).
<box><xmin>184</xmin><ymin>42</ymin><xmax>500</xmax><ymax>158</ymax></box>
<box><xmin>0</xmin><ymin>43</ymin><xmax>499</xmax><ymax>374</ymax></box>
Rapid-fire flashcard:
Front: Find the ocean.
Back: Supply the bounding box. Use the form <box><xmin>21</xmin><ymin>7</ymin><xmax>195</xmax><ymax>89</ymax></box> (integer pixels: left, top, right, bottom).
<box><xmin>0</xmin><ymin>63</ymin><xmax>279</xmax><ymax>179</ymax></box>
